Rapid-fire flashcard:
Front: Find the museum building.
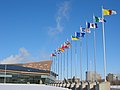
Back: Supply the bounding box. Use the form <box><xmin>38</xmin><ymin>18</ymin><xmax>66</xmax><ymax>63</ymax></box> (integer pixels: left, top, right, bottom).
<box><xmin>0</xmin><ymin>60</ymin><xmax>57</xmax><ymax>84</ymax></box>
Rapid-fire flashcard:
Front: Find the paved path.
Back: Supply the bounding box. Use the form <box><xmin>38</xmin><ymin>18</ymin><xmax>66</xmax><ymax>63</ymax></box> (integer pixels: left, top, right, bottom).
<box><xmin>0</xmin><ymin>84</ymin><xmax>71</xmax><ymax>90</ymax></box>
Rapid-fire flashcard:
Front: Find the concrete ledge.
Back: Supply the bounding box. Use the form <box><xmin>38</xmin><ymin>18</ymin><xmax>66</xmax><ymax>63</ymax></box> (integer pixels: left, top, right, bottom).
<box><xmin>82</xmin><ymin>82</ymin><xmax>88</xmax><ymax>89</ymax></box>
<box><xmin>76</xmin><ymin>83</ymin><xmax>80</xmax><ymax>88</ymax></box>
<box><xmin>99</xmin><ymin>82</ymin><xmax>110</xmax><ymax>90</ymax></box>
<box><xmin>63</xmin><ymin>83</ymin><xmax>67</xmax><ymax>88</ymax></box>
<box><xmin>90</xmin><ymin>82</ymin><xmax>96</xmax><ymax>89</ymax></box>
<box><xmin>66</xmin><ymin>83</ymin><xmax>70</xmax><ymax>88</ymax></box>
<box><xmin>70</xmin><ymin>83</ymin><xmax>75</xmax><ymax>88</ymax></box>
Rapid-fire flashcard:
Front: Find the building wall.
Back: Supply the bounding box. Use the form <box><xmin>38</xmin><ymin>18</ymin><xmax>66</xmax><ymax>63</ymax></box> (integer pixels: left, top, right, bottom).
<box><xmin>0</xmin><ymin>72</ymin><xmax>51</xmax><ymax>84</ymax></box>
<box><xmin>107</xmin><ymin>73</ymin><xmax>120</xmax><ymax>85</ymax></box>
<box><xmin>86</xmin><ymin>71</ymin><xmax>102</xmax><ymax>82</ymax></box>
<box><xmin>107</xmin><ymin>73</ymin><xmax>120</xmax><ymax>82</ymax></box>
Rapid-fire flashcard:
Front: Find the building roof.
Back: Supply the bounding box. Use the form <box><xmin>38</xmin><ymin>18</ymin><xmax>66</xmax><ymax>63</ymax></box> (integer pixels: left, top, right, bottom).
<box><xmin>0</xmin><ymin>60</ymin><xmax>57</xmax><ymax>76</ymax></box>
<box><xmin>16</xmin><ymin>60</ymin><xmax>52</xmax><ymax>71</ymax></box>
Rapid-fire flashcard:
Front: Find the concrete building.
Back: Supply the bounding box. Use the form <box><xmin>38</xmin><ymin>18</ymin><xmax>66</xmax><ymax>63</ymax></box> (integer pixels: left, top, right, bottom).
<box><xmin>0</xmin><ymin>60</ymin><xmax>57</xmax><ymax>84</ymax></box>
<box><xmin>86</xmin><ymin>71</ymin><xmax>102</xmax><ymax>82</ymax></box>
<box><xmin>107</xmin><ymin>73</ymin><xmax>120</xmax><ymax>82</ymax></box>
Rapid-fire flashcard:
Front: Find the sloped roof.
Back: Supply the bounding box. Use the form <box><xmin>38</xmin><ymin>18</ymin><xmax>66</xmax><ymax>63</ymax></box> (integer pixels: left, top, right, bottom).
<box><xmin>0</xmin><ymin>60</ymin><xmax>57</xmax><ymax>76</ymax></box>
<box><xmin>16</xmin><ymin>60</ymin><xmax>52</xmax><ymax>71</ymax></box>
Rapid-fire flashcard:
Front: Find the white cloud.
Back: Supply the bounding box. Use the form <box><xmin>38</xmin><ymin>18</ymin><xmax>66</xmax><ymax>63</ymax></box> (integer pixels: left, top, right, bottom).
<box><xmin>57</xmin><ymin>1</ymin><xmax>70</xmax><ymax>18</ymax></box>
<box><xmin>0</xmin><ymin>48</ymin><xmax>51</xmax><ymax>64</ymax></box>
<box><xmin>48</xmin><ymin>1</ymin><xmax>70</xmax><ymax>35</ymax></box>
<box><xmin>0</xmin><ymin>48</ymin><xmax>31</xmax><ymax>64</ymax></box>
<box><xmin>19</xmin><ymin>48</ymin><xmax>30</xmax><ymax>56</ymax></box>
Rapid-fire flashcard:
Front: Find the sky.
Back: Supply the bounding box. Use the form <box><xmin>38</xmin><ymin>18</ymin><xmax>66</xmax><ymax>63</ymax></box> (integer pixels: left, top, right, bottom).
<box><xmin>0</xmin><ymin>0</ymin><xmax>120</xmax><ymax>80</ymax></box>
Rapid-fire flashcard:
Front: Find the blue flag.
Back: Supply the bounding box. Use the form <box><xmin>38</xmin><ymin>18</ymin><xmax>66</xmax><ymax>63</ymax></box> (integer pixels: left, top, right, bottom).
<box><xmin>80</xmin><ymin>27</ymin><xmax>86</xmax><ymax>33</ymax></box>
<box><xmin>75</xmin><ymin>32</ymin><xmax>80</xmax><ymax>38</ymax></box>
<box><xmin>75</xmin><ymin>32</ymin><xmax>85</xmax><ymax>38</ymax></box>
<box><xmin>80</xmin><ymin>33</ymin><xmax>85</xmax><ymax>37</ymax></box>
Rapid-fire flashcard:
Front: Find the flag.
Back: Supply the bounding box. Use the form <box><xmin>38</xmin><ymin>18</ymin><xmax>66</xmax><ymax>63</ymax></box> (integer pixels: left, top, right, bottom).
<box><xmin>85</xmin><ymin>28</ymin><xmax>91</xmax><ymax>33</ymax></box>
<box><xmin>54</xmin><ymin>49</ymin><xmax>60</xmax><ymax>54</ymax></box>
<box><xmin>65</xmin><ymin>40</ymin><xmax>71</xmax><ymax>45</ymax></box>
<box><xmin>64</xmin><ymin>43</ymin><xmax>69</xmax><ymax>48</ymax></box>
<box><xmin>75</xmin><ymin>32</ymin><xmax>80</xmax><ymax>38</ymax></box>
<box><xmin>86</xmin><ymin>22</ymin><xmax>98</xmax><ymax>28</ymax></box>
<box><xmin>71</xmin><ymin>36</ymin><xmax>79</xmax><ymax>40</ymax></box>
<box><xmin>80</xmin><ymin>33</ymin><xmax>85</xmax><ymax>37</ymax></box>
<box><xmin>80</xmin><ymin>27</ymin><xmax>86</xmax><ymax>33</ymax></box>
<box><xmin>64</xmin><ymin>40</ymin><xmax>71</xmax><ymax>48</ymax></box>
<box><xmin>57</xmin><ymin>48</ymin><xmax>61</xmax><ymax>52</ymax></box>
<box><xmin>54</xmin><ymin>50</ymin><xmax>57</xmax><ymax>54</ymax></box>
<box><xmin>103</xmin><ymin>9</ymin><xmax>117</xmax><ymax>16</ymax></box>
<box><xmin>80</xmin><ymin>26</ymin><xmax>91</xmax><ymax>33</ymax></box>
<box><xmin>75</xmin><ymin>32</ymin><xmax>85</xmax><ymax>38</ymax></box>
<box><xmin>61</xmin><ymin>44</ymin><xmax>65</xmax><ymax>49</ymax></box>
<box><xmin>58</xmin><ymin>47</ymin><xmax>64</xmax><ymax>52</ymax></box>
<box><xmin>51</xmin><ymin>53</ymin><xmax>56</xmax><ymax>57</ymax></box>
<box><xmin>94</xmin><ymin>16</ymin><xmax>106</xmax><ymax>22</ymax></box>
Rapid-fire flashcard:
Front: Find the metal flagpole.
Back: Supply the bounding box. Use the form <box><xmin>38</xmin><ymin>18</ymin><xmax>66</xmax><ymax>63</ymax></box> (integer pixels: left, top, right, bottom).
<box><xmin>60</xmin><ymin>52</ymin><xmax>62</xmax><ymax>81</ymax></box>
<box><xmin>52</xmin><ymin>56</ymin><xmax>55</xmax><ymax>79</ymax></box>
<box><xmin>50</xmin><ymin>56</ymin><xmax>53</xmax><ymax>78</ymax></box>
<box><xmin>53</xmin><ymin>56</ymin><xmax>55</xmax><ymax>78</ymax></box>
<box><xmin>63</xmin><ymin>51</ymin><xmax>65</xmax><ymax>79</ymax></box>
<box><xmin>93</xmin><ymin>15</ymin><xmax>97</xmax><ymax>82</ymax></box>
<box><xmin>70</xmin><ymin>40</ymin><xmax>73</xmax><ymax>81</ymax></box>
<box><xmin>75</xmin><ymin>41</ymin><xmax>77</xmax><ymax>78</ymax></box>
<box><xmin>52</xmin><ymin>56</ymin><xmax>54</xmax><ymax>72</ymax></box>
<box><xmin>54</xmin><ymin>56</ymin><xmax>56</xmax><ymax>75</ymax></box>
<box><xmin>85</xmin><ymin>23</ymin><xmax>89</xmax><ymax>81</ymax></box>
<box><xmin>67</xmin><ymin>48</ymin><xmax>68</xmax><ymax>80</ymax></box>
<box><xmin>56</xmin><ymin>54</ymin><xmax>58</xmax><ymax>80</ymax></box>
<box><xmin>102</xmin><ymin>6</ymin><xmax>107</xmax><ymax>82</ymax></box>
<box><xmin>58</xmin><ymin>53</ymin><xmax>60</xmax><ymax>81</ymax></box>
<box><xmin>51</xmin><ymin>57</ymin><xmax>53</xmax><ymax>72</ymax></box>
<box><xmin>80</xmin><ymin>38</ymin><xmax>82</xmax><ymax>81</ymax></box>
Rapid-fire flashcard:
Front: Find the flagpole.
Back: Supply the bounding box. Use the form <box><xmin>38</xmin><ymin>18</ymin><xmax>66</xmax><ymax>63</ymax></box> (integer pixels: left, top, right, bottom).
<box><xmin>60</xmin><ymin>52</ymin><xmax>62</xmax><ymax>81</ymax></box>
<box><xmin>55</xmin><ymin>56</ymin><xmax>56</xmax><ymax>76</ymax></box>
<box><xmin>102</xmin><ymin>6</ymin><xmax>107</xmax><ymax>82</ymax></box>
<box><xmin>56</xmin><ymin>54</ymin><xmax>58</xmax><ymax>79</ymax></box>
<box><xmin>50</xmin><ymin>56</ymin><xmax>53</xmax><ymax>79</ymax></box>
<box><xmin>50</xmin><ymin>56</ymin><xmax>52</xmax><ymax>77</ymax></box>
<box><xmin>63</xmin><ymin>51</ymin><xmax>65</xmax><ymax>80</ymax></box>
<box><xmin>54</xmin><ymin>56</ymin><xmax>56</xmax><ymax>76</ymax></box>
<box><xmin>53</xmin><ymin>56</ymin><xmax>55</xmax><ymax>79</ymax></box>
<box><xmin>70</xmin><ymin>40</ymin><xmax>73</xmax><ymax>82</ymax></box>
<box><xmin>67</xmin><ymin>48</ymin><xmax>68</xmax><ymax>80</ymax></box>
<box><xmin>80</xmin><ymin>38</ymin><xmax>82</xmax><ymax>81</ymax></box>
<box><xmin>86</xmin><ymin>22</ymin><xmax>89</xmax><ymax>82</ymax></box>
<box><xmin>58</xmin><ymin>53</ymin><xmax>60</xmax><ymax>81</ymax></box>
<box><xmin>75</xmin><ymin>41</ymin><xmax>77</xmax><ymax>78</ymax></box>
<box><xmin>93</xmin><ymin>15</ymin><xmax>97</xmax><ymax>82</ymax></box>
<box><xmin>52</xmin><ymin>57</ymin><xmax>53</xmax><ymax>73</ymax></box>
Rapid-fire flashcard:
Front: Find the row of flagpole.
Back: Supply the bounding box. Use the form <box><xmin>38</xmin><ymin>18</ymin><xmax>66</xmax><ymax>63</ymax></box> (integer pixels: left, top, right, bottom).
<box><xmin>50</xmin><ymin>7</ymin><xmax>117</xmax><ymax>82</ymax></box>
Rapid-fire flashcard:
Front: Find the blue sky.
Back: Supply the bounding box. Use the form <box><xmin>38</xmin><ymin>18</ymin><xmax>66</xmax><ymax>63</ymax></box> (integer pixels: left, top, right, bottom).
<box><xmin>0</xmin><ymin>0</ymin><xmax>120</xmax><ymax>80</ymax></box>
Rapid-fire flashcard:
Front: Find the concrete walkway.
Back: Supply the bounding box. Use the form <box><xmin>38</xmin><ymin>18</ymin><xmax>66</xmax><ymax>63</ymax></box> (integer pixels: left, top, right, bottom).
<box><xmin>0</xmin><ymin>83</ymin><xmax>71</xmax><ymax>90</ymax></box>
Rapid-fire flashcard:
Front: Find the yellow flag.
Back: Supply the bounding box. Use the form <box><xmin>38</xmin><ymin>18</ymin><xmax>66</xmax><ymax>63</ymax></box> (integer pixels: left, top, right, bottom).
<box><xmin>103</xmin><ymin>9</ymin><xmax>117</xmax><ymax>16</ymax></box>
<box><xmin>103</xmin><ymin>9</ymin><xmax>110</xmax><ymax>16</ymax></box>
<box><xmin>71</xmin><ymin>36</ymin><xmax>79</xmax><ymax>40</ymax></box>
<box><xmin>58</xmin><ymin>48</ymin><xmax>64</xmax><ymax>52</ymax></box>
